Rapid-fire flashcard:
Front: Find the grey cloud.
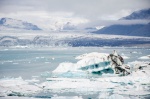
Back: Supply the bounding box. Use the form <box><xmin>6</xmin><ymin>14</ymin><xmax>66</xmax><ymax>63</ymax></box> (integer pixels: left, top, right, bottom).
<box><xmin>0</xmin><ymin>0</ymin><xmax>150</xmax><ymax>29</ymax></box>
<box><xmin>0</xmin><ymin>0</ymin><xmax>150</xmax><ymax>16</ymax></box>
<box><xmin>78</xmin><ymin>19</ymin><xmax>150</xmax><ymax>29</ymax></box>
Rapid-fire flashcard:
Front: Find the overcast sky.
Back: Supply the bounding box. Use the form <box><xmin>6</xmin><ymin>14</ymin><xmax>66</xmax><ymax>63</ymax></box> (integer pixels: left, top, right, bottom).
<box><xmin>0</xmin><ymin>0</ymin><xmax>150</xmax><ymax>30</ymax></box>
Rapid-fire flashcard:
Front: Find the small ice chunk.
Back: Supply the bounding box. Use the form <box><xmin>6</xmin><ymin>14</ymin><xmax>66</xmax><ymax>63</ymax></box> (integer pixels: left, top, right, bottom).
<box><xmin>122</xmin><ymin>55</ymin><xmax>130</xmax><ymax>59</ymax></box>
<box><xmin>36</xmin><ymin>57</ymin><xmax>40</xmax><ymax>59</ymax></box>
<box><xmin>131</xmin><ymin>51</ymin><xmax>138</xmax><ymax>53</ymax></box>
<box><xmin>52</xmin><ymin>57</ymin><xmax>55</xmax><ymax>60</ymax></box>
<box><xmin>52</xmin><ymin>62</ymin><xmax>75</xmax><ymax>73</ymax></box>
<box><xmin>139</xmin><ymin>55</ymin><xmax>150</xmax><ymax>59</ymax></box>
<box><xmin>45</xmin><ymin>62</ymin><xmax>50</xmax><ymax>63</ymax></box>
<box><xmin>13</xmin><ymin>63</ymin><xmax>19</xmax><ymax>64</ymax></box>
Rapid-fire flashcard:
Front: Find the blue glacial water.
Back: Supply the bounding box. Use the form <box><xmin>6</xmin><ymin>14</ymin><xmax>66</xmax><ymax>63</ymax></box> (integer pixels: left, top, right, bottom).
<box><xmin>0</xmin><ymin>47</ymin><xmax>150</xmax><ymax>79</ymax></box>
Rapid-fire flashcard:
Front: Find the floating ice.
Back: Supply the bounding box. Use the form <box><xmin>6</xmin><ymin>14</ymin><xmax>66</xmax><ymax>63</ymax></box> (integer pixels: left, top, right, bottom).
<box><xmin>139</xmin><ymin>55</ymin><xmax>150</xmax><ymax>59</ymax></box>
<box><xmin>40</xmin><ymin>78</ymin><xmax>118</xmax><ymax>93</ymax></box>
<box><xmin>4</xmin><ymin>49</ymin><xmax>8</xmax><ymax>51</ymax></box>
<box><xmin>52</xmin><ymin>57</ymin><xmax>55</xmax><ymax>60</ymax></box>
<box><xmin>75</xmin><ymin>52</ymin><xmax>108</xmax><ymax>60</ymax></box>
<box><xmin>1</xmin><ymin>51</ymin><xmax>150</xmax><ymax>98</ymax></box>
<box><xmin>107</xmin><ymin>94</ymin><xmax>130</xmax><ymax>99</ymax></box>
<box><xmin>53</xmin><ymin>52</ymin><xmax>111</xmax><ymax>73</ymax></box>
<box><xmin>0</xmin><ymin>77</ymin><xmax>42</xmax><ymax>97</ymax></box>
<box><xmin>51</xmin><ymin>96</ymin><xmax>83</xmax><ymax>99</ymax></box>
<box><xmin>122</xmin><ymin>55</ymin><xmax>130</xmax><ymax>59</ymax></box>
<box><xmin>25</xmin><ymin>78</ymin><xmax>39</xmax><ymax>83</ymax></box>
<box><xmin>35</xmin><ymin>57</ymin><xmax>40</xmax><ymax>59</ymax></box>
<box><xmin>131</xmin><ymin>51</ymin><xmax>138</xmax><ymax>53</ymax></box>
<box><xmin>53</xmin><ymin>62</ymin><xmax>76</xmax><ymax>73</ymax></box>
<box><xmin>98</xmin><ymin>92</ymin><xmax>131</xmax><ymax>99</ymax></box>
<box><xmin>1</xmin><ymin>60</ymin><xmax>150</xmax><ymax>98</ymax></box>
<box><xmin>45</xmin><ymin>62</ymin><xmax>50</xmax><ymax>63</ymax></box>
<box><xmin>39</xmin><ymin>73</ymin><xmax>150</xmax><ymax>95</ymax></box>
<box><xmin>12</xmin><ymin>63</ymin><xmax>19</xmax><ymax>64</ymax></box>
<box><xmin>121</xmin><ymin>53</ymin><xmax>130</xmax><ymax>59</ymax></box>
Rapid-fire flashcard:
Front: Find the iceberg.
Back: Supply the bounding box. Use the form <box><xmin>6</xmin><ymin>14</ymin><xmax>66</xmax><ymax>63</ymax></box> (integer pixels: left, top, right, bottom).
<box><xmin>52</xmin><ymin>52</ymin><xmax>114</xmax><ymax>78</ymax></box>
<box><xmin>52</xmin><ymin>51</ymin><xmax>132</xmax><ymax>77</ymax></box>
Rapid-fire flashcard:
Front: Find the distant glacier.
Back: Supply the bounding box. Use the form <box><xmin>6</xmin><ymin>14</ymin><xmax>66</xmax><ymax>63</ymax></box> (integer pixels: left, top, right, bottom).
<box><xmin>0</xmin><ymin>32</ymin><xmax>150</xmax><ymax>47</ymax></box>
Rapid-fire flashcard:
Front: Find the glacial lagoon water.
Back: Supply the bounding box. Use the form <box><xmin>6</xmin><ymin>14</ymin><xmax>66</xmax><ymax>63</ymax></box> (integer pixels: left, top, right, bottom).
<box><xmin>0</xmin><ymin>47</ymin><xmax>150</xmax><ymax>98</ymax></box>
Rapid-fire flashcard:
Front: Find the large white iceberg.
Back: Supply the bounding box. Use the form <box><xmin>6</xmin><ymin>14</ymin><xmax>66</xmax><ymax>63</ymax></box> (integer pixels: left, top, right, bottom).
<box><xmin>53</xmin><ymin>52</ymin><xmax>112</xmax><ymax>74</ymax></box>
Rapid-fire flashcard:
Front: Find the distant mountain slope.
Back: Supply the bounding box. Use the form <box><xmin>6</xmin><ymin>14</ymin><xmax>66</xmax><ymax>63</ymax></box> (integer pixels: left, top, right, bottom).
<box><xmin>0</xmin><ymin>18</ymin><xmax>42</xmax><ymax>31</ymax></box>
<box><xmin>121</xmin><ymin>8</ymin><xmax>150</xmax><ymax>20</ymax></box>
<box><xmin>93</xmin><ymin>24</ymin><xmax>145</xmax><ymax>35</ymax></box>
<box><xmin>93</xmin><ymin>8</ymin><xmax>150</xmax><ymax>37</ymax></box>
<box><xmin>130</xmin><ymin>23</ymin><xmax>150</xmax><ymax>36</ymax></box>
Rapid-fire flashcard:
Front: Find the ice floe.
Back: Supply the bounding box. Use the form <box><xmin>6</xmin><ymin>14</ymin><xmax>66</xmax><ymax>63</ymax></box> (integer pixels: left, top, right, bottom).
<box><xmin>139</xmin><ymin>55</ymin><xmax>150</xmax><ymax>59</ymax></box>
<box><xmin>122</xmin><ymin>55</ymin><xmax>130</xmax><ymax>59</ymax></box>
<box><xmin>0</xmin><ymin>77</ymin><xmax>42</xmax><ymax>97</ymax></box>
<box><xmin>12</xmin><ymin>63</ymin><xmax>19</xmax><ymax>64</ymax></box>
<box><xmin>40</xmin><ymin>78</ymin><xmax>118</xmax><ymax>93</ymax></box>
<box><xmin>51</xmin><ymin>96</ymin><xmax>83</xmax><ymax>99</ymax></box>
<box><xmin>98</xmin><ymin>93</ymin><xmax>130</xmax><ymax>99</ymax></box>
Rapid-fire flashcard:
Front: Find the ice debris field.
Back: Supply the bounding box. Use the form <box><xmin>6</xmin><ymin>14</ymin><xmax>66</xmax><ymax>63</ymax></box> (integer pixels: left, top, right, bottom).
<box><xmin>0</xmin><ymin>48</ymin><xmax>150</xmax><ymax>99</ymax></box>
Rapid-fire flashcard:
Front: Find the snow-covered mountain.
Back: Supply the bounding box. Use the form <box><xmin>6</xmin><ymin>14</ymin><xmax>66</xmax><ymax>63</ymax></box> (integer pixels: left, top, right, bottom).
<box><xmin>0</xmin><ymin>18</ymin><xmax>42</xmax><ymax>31</ymax></box>
<box><xmin>121</xmin><ymin>8</ymin><xmax>150</xmax><ymax>20</ymax></box>
<box><xmin>93</xmin><ymin>23</ymin><xmax>150</xmax><ymax>37</ymax></box>
<box><xmin>62</xmin><ymin>22</ymin><xmax>76</xmax><ymax>30</ymax></box>
<box><xmin>93</xmin><ymin>8</ymin><xmax>150</xmax><ymax>37</ymax></box>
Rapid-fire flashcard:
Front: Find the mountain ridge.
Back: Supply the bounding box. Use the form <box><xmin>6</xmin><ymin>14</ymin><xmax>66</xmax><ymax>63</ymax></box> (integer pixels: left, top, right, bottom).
<box><xmin>93</xmin><ymin>8</ymin><xmax>150</xmax><ymax>37</ymax></box>
<box><xmin>0</xmin><ymin>17</ymin><xmax>42</xmax><ymax>31</ymax></box>
<box><xmin>121</xmin><ymin>8</ymin><xmax>150</xmax><ymax>20</ymax></box>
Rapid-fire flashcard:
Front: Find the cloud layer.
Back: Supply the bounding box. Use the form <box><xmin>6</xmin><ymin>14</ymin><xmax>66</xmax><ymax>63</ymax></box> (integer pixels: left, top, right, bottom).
<box><xmin>0</xmin><ymin>0</ymin><xmax>150</xmax><ymax>30</ymax></box>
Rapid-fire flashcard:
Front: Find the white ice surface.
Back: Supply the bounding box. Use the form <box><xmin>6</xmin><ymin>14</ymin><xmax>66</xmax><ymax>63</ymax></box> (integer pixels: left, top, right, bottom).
<box><xmin>53</xmin><ymin>52</ymin><xmax>110</xmax><ymax>73</ymax></box>
<box><xmin>46</xmin><ymin>60</ymin><xmax>150</xmax><ymax>96</ymax></box>
<box><xmin>0</xmin><ymin>77</ymin><xmax>42</xmax><ymax>97</ymax></box>
<box><xmin>38</xmin><ymin>74</ymin><xmax>150</xmax><ymax>95</ymax></box>
<box><xmin>75</xmin><ymin>52</ymin><xmax>108</xmax><ymax>60</ymax></box>
<box><xmin>139</xmin><ymin>55</ymin><xmax>150</xmax><ymax>59</ymax></box>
